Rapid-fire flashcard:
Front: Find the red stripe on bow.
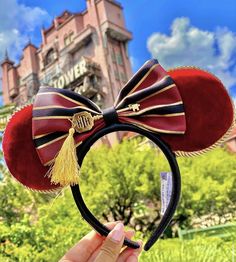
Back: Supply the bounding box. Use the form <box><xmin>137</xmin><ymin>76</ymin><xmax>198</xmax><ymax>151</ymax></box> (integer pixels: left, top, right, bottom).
<box><xmin>32</xmin><ymin>59</ymin><xmax>186</xmax><ymax>166</ymax></box>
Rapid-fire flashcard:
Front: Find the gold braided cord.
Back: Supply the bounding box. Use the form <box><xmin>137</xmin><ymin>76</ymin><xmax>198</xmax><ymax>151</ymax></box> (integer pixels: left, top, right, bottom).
<box><xmin>168</xmin><ymin>66</ymin><xmax>236</xmax><ymax>157</ymax></box>
<box><xmin>175</xmin><ymin>118</ymin><xmax>235</xmax><ymax>157</ymax></box>
<box><xmin>2</xmin><ymin>104</ymin><xmax>62</xmax><ymax>193</ymax></box>
<box><xmin>2</xmin><ymin>66</ymin><xmax>236</xmax><ymax>189</ymax></box>
<box><xmin>8</xmin><ymin>172</ymin><xmax>62</xmax><ymax>193</ymax></box>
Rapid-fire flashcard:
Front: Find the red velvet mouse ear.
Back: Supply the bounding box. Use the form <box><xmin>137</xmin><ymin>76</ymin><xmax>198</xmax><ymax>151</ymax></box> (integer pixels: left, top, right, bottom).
<box><xmin>2</xmin><ymin>105</ymin><xmax>60</xmax><ymax>192</ymax></box>
<box><xmin>160</xmin><ymin>67</ymin><xmax>235</xmax><ymax>156</ymax></box>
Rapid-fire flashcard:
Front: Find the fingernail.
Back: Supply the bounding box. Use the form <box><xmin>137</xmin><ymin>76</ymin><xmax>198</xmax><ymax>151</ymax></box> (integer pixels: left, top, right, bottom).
<box><xmin>109</xmin><ymin>222</ymin><xmax>124</xmax><ymax>242</ymax></box>
<box><xmin>129</xmin><ymin>230</ymin><xmax>135</xmax><ymax>237</ymax></box>
<box><xmin>127</xmin><ymin>255</ymin><xmax>139</xmax><ymax>262</ymax></box>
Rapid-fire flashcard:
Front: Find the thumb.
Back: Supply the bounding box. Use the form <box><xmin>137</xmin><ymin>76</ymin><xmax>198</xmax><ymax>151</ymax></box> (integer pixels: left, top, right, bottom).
<box><xmin>94</xmin><ymin>222</ymin><xmax>125</xmax><ymax>262</ymax></box>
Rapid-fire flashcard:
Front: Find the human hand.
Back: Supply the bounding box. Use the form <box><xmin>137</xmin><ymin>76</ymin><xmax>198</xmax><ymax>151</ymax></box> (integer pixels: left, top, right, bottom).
<box><xmin>59</xmin><ymin>221</ymin><xmax>142</xmax><ymax>262</ymax></box>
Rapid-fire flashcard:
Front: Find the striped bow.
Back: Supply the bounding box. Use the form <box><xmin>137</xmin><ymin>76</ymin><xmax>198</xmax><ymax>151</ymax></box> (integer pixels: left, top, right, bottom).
<box><xmin>32</xmin><ymin>59</ymin><xmax>186</xmax><ymax>186</ymax></box>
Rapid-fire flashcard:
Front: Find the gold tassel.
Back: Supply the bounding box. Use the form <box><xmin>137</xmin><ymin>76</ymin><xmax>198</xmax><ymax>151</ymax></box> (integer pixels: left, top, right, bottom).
<box><xmin>48</xmin><ymin>128</ymin><xmax>80</xmax><ymax>186</ymax></box>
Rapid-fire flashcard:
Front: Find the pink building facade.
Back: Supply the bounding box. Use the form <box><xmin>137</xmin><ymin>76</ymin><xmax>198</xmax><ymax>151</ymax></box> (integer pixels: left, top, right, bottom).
<box><xmin>1</xmin><ymin>0</ymin><xmax>133</xmax><ymax>110</ymax></box>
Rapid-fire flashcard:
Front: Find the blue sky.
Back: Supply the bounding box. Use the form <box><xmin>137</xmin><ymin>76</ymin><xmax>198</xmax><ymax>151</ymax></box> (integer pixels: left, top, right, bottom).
<box><xmin>0</xmin><ymin>0</ymin><xmax>236</xmax><ymax>100</ymax></box>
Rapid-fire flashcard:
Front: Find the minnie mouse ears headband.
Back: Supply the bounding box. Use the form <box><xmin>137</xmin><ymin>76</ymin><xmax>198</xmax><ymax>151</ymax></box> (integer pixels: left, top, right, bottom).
<box><xmin>3</xmin><ymin>59</ymin><xmax>235</xmax><ymax>249</ymax></box>
<box><xmin>3</xmin><ymin>59</ymin><xmax>234</xmax><ymax>190</ymax></box>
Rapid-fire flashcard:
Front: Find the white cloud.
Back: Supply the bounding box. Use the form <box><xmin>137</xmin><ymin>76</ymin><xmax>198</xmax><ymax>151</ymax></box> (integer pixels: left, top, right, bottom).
<box><xmin>0</xmin><ymin>0</ymin><xmax>50</xmax><ymax>62</ymax></box>
<box><xmin>147</xmin><ymin>17</ymin><xmax>236</xmax><ymax>90</ymax></box>
<box><xmin>0</xmin><ymin>0</ymin><xmax>51</xmax><ymax>105</ymax></box>
<box><xmin>130</xmin><ymin>56</ymin><xmax>140</xmax><ymax>72</ymax></box>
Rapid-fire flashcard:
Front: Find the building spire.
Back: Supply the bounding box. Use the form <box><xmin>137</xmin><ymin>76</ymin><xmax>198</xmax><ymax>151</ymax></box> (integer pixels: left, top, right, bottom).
<box><xmin>28</xmin><ymin>36</ymin><xmax>32</xmax><ymax>45</ymax></box>
<box><xmin>4</xmin><ymin>49</ymin><xmax>9</xmax><ymax>60</ymax></box>
<box><xmin>1</xmin><ymin>48</ymin><xmax>14</xmax><ymax>66</ymax></box>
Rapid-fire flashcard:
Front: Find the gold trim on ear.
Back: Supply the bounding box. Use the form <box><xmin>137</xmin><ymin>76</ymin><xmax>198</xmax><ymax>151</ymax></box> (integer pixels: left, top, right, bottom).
<box><xmin>2</xmin><ymin>104</ymin><xmax>62</xmax><ymax>194</ymax></box>
<box><xmin>168</xmin><ymin>66</ymin><xmax>236</xmax><ymax>158</ymax></box>
<box><xmin>175</xmin><ymin>116</ymin><xmax>235</xmax><ymax>157</ymax></box>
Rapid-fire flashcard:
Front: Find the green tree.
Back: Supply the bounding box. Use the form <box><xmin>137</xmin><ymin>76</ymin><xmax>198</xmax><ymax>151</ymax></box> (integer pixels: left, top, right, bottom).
<box><xmin>0</xmin><ymin>104</ymin><xmax>15</xmax><ymax>132</ymax></box>
<box><xmin>0</xmin><ymin>103</ymin><xmax>16</xmax><ymax>178</ymax></box>
<box><xmin>0</xmin><ymin>133</ymin><xmax>6</xmax><ymax>179</ymax></box>
<box><xmin>1</xmin><ymin>136</ymin><xmax>236</xmax><ymax>261</ymax></box>
<box><xmin>177</xmin><ymin>147</ymin><xmax>236</xmax><ymax>228</ymax></box>
<box><xmin>80</xmin><ymin>137</ymin><xmax>172</xmax><ymax>234</ymax></box>
<box><xmin>0</xmin><ymin>188</ymin><xmax>90</xmax><ymax>262</ymax></box>
<box><xmin>79</xmin><ymin>140</ymin><xmax>236</xmax><ymax>233</ymax></box>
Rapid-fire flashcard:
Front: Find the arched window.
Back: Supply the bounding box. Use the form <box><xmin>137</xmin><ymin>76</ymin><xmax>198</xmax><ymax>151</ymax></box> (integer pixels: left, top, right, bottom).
<box><xmin>64</xmin><ymin>31</ymin><xmax>74</xmax><ymax>47</ymax></box>
<box><xmin>45</xmin><ymin>48</ymin><xmax>55</xmax><ymax>66</ymax></box>
<box><xmin>64</xmin><ymin>34</ymin><xmax>70</xmax><ymax>46</ymax></box>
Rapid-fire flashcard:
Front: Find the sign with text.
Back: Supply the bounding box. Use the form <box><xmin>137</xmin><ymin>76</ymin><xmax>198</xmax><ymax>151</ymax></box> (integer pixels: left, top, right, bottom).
<box><xmin>49</xmin><ymin>59</ymin><xmax>88</xmax><ymax>89</ymax></box>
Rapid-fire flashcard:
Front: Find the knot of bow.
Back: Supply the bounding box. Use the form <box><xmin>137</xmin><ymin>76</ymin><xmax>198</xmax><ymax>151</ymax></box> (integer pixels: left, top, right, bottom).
<box><xmin>32</xmin><ymin>59</ymin><xmax>186</xmax><ymax>186</ymax></box>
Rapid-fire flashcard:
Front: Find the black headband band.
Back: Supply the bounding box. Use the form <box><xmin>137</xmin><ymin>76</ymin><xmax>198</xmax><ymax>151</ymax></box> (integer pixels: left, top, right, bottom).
<box><xmin>71</xmin><ymin>123</ymin><xmax>181</xmax><ymax>251</ymax></box>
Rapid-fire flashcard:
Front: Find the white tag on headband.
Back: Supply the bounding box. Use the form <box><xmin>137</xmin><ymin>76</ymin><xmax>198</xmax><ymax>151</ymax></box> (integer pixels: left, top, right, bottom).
<box><xmin>160</xmin><ymin>172</ymin><xmax>172</xmax><ymax>215</ymax></box>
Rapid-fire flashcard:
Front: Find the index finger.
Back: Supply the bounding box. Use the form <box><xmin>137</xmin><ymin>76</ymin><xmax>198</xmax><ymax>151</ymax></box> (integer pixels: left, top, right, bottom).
<box><xmin>59</xmin><ymin>222</ymin><xmax>119</xmax><ymax>262</ymax></box>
